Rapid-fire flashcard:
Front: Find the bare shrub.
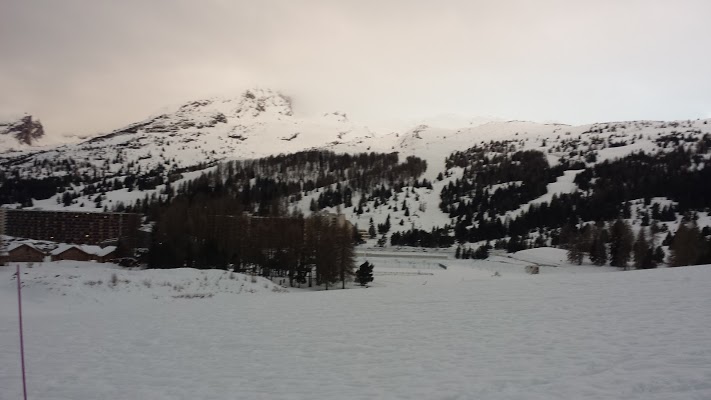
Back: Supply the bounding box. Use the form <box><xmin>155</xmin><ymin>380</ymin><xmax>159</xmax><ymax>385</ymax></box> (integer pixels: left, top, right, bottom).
<box><xmin>142</xmin><ymin>279</ymin><xmax>152</xmax><ymax>288</ymax></box>
<box><xmin>109</xmin><ymin>273</ymin><xmax>119</xmax><ymax>287</ymax></box>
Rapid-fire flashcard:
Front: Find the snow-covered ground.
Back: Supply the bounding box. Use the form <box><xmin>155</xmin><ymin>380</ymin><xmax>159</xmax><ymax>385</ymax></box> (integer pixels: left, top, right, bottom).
<box><xmin>2</xmin><ymin>250</ymin><xmax>710</xmax><ymax>399</ymax></box>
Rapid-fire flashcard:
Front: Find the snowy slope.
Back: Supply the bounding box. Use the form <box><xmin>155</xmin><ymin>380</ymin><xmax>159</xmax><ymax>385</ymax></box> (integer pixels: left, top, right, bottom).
<box><xmin>0</xmin><ymin>89</ymin><xmax>381</xmax><ymax>180</ymax></box>
<box><xmin>306</xmin><ymin>119</ymin><xmax>711</xmax><ymax>237</ymax></box>
<box><xmin>3</xmin><ymin>88</ymin><xmax>711</xmax><ymax>241</ymax></box>
<box><xmin>1</xmin><ymin>256</ymin><xmax>710</xmax><ymax>399</ymax></box>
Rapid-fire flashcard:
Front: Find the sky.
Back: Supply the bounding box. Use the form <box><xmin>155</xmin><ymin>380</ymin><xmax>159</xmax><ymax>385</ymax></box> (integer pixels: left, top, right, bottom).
<box><xmin>2</xmin><ymin>0</ymin><xmax>711</xmax><ymax>137</ymax></box>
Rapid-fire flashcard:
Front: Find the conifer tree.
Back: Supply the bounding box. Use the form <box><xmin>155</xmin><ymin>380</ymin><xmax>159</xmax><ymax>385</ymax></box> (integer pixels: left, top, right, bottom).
<box><xmin>670</xmin><ymin>221</ymin><xmax>704</xmax><ymax>267</ymax></box>
<box><xmin>662</xmin><ymin>232</ymin><xmax>674</xmax><ymax>246</ymax></box>
<box><xmin>313</xmin><ymin>216</ymin><xmax>339</xmax><ymax>289</ymax></box>
<box><xmin>368</xmin><ymin>218</ymin><xmax>376</xmax><ymax>239</ymax></box>
<box><xmin>588</xmin><ymin>226</ymin><xmax>608</xmax><ymax>266</ymax></box>
<box><xmin>335</xmin><ymin>223</ymin><xmax>355</xmax><ymax>289</ymax></box>
<box><xmin>566</xmin><ymin>231</ymin><xmax>585</xmax><ymax>265</ymax></box>
<box><xmin>568</xmin><ymin>225</ymin><xmax>594</xmax><ymax>265</ymax></box>
<box><xmin>653</xmin><ymin>246</ymin><xmax>666</xmax><ymax>265</ymax></box>
<box><xmin>355</xmin><ymin>261</ymin><xmax>374</xmax><ymax>286</ymax></box>
<box><xmin>609</xmin><ymin>219</ymin><xmax>634</xmax><ymax>269</ymax></box>
<box><xmin>473</xmin><ymin>245</ymin><xmax>489</xmax><ymax>259</ymax></box>
<box><xmin>633</xmin><ymin>228</ymin><xmax>654</xmax><ymax>269</ymax></box>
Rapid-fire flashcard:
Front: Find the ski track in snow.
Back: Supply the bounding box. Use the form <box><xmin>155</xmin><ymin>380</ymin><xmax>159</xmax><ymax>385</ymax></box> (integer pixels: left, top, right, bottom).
<box><xmin>1</xmin><ymin>253</ymin><xmax>711</xmax><ymax>400</ymax></box>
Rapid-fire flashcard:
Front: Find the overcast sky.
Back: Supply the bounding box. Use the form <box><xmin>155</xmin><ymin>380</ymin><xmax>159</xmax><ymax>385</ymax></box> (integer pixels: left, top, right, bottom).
<box><xmin>2</xmin><ymin>0</ymin><xmax>711</xmax><ymax>137</ymax></box>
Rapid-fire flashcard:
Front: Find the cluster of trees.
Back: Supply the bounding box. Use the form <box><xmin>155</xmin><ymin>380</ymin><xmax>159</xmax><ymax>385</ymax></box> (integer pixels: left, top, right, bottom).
<box><xmin>121</xmin><ymin>150</ymin><xmax>426</xmax><ymax>220</ymax></box>
<box><xmin>150</xmin><ymin>195</ymin><xmax>356</xmax><ymax>289</ymax></box>
<box><xmin>441</xmin><ymin>150</ymin><xmax>566</xmax><ymax>244</ymax></box>
<box><xmin>0</xmin><ymin>175</ymin><xmax>70</xmax><ymax>206</ymax></box>
<box><xmin>668</xmin><ymin>220</ymin><xmax>711</xmax><ymax>267</ymax></box>
<box><xmin>310</xmin><ymin>184</ymin><xmax>354</xmax><ymax>210</ymax></box>
<box><xmin>1</xmin><ymin>148</ymin><xmax>427</xmax><ymax>225</ymax></box>
<box><xmin>563</xmin><ymin>220</ymin><xmax>651</xmax><ymax>269</ymax></box>
<box><xmin>574</xmin><ymin>146</ymin><xmax>711</xmax><ymax>212</ymax></box>
<box><xmin>441</xmin><ymin>149</ymin><xmax>564</xmax><ymax>217</ymax></box>
<box><xmin>0</xmin><ymin>150</ymin><xmax>211</xmax><ymax>207</ymax></box>
<box><xmin>564</xmin><ymin>218</ymin><xmax>711</xmax><ymax>269</ymax></box>
<box><xmin>438</xmin><ymin>135</ymin><xmax>711</xmax><ymax>253</ymax></box>
<box><xmin>455</xmin><ymin>244</ymin><xmax>490</xmax><ymax>259</ymax></box>
<box><xmin>390</xmin><ymin>227</ymin><xmax>455</xmax><ymax>248</ymax></box>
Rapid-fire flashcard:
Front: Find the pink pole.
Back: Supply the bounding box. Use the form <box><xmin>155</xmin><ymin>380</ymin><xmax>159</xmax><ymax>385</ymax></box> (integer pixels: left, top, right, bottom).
<box><xmin>17</xmin><ymin>264</ymin><xmax>28</xmax><ymax>400</ymax></box>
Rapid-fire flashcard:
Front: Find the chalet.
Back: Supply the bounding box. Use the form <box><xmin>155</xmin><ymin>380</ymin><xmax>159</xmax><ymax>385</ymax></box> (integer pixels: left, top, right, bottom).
<box><xmin>50</xmin><ymin>244</ymin><xmax>117</xmax><ymax>263</ymax></box>
<box><xmin>3</xmin><ymin>243</ymin><xmax>46</xmax><ymax>263</ymax></box>
<box><xmin>51</xmin><ymin>245</ymin><xmax>92</xmax><ymax>262</ymax></box>
<box><xmin>93</xmin><ymin>246</ymin><xmax>118</xmax><ymax>263</ymax></box>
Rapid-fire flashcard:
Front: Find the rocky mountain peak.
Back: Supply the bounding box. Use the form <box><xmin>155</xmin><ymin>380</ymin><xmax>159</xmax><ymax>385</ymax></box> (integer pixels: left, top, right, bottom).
<box><xmin>234</xmin><ymin>88</ymin><xmax>293</xmax><ymax>118</ymax></box>
<box><xmin>0</xmin><ymin>114</ymin><xmax>45</xmax><ymax>145</ymax></box>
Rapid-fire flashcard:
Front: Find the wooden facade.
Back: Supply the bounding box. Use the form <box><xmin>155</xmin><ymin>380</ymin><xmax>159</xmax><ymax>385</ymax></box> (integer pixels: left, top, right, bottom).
<box><xmin>5</xmin><ymin>244</ymin><xmax>46</xmax><ymax>263</ymax></box>
<box><xmin>52</xmin><ymin>246</ymin><xmax>93</xmax><ymax>262</ymax></box>
<box><xmin>96</xmin><ymin>249</ymin><xmax>117</xmax><ymax>263</ymax></box>
<box><xmin>50</xmin><ymin>245</ymin><xmax>118</xmax><ymax>263</ymax></box>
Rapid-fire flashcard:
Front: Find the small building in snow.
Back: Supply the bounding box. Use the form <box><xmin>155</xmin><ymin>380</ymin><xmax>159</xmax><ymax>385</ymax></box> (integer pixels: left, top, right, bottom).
<box><xmin>51</xmin><ymin>245</ymin><xmax>92</xmax><ymax>262</ymax></box>
<box><xmin>94</xmin><ymin>246</ymin><xmax>118</xmax><ymax>263</ymax></box>
<box><xmin>50</xmin><ymin>244</ymin><xmax>117</xmax><ymax>263</ymax></box>
<box><xmin>3</xmin><ymin>243</ymin><xmax>46</xmax><ymax>263</ymax></box>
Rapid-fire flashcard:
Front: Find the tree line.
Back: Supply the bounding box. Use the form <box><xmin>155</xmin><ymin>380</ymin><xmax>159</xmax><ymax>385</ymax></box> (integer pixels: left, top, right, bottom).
<box><xmin>564</xmin><ymin>217</ymin><xmax>711</xmax><ymax>269</ymax></box>
<box><xmin>119</xmin><ymin>150</ymin><xmax>427</xmax><ymax>220</ymax></box>
<box><xmin>150</xmin><ymin>194</ymin><xmax>356</xmax><ymax>289</ymax></box>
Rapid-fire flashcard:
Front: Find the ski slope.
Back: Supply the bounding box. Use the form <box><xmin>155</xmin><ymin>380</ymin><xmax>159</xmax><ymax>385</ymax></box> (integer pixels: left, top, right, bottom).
<box><xmin>1</xmin><ymin>252</ymin><xmax>710</xmax><ymax>399</ymax></box>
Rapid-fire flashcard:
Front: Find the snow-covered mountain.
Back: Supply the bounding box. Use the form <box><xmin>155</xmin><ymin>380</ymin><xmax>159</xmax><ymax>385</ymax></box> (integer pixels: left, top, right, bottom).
<box><xmin>6</xmin><ymin>88</ymin><xmax>709</xmax><ymax>184</ymax></box>
<box><xmin>2</xmin><ymin>88</ymin><xmax>711</xmax><ymax>243</ymax></box>
<box><xmin>3</xmin><ymin>88</ymin><xmax>380</xmax><ymax>175</ymax></box>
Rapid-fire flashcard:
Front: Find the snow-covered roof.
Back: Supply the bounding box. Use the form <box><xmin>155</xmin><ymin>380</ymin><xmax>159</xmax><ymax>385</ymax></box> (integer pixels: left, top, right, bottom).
<box><xmin>6</xmin><ymin>242</ymin><xmax>42</xmax><ymax>253</ymax></box>
<box><xmin>50</xmin><ymin>244</ymin><xmax>117</xmax><ymax>257</ymax></box>
<box><xmin>94</xmin><ymin>246</ymin><xmax>118</xmax><ymax>257</ymax></box>
<box><xmin>50</xmin><ymin>244</ymin><xmax>78</xmax><ymax>256</ymax></box>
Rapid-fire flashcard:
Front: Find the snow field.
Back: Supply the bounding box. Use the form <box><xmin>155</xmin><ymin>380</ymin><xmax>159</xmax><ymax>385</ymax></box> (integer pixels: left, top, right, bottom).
<box><xmin>2</xmin><ymin>251</ymin><xmax>710</xmax><ymax>399</ymax></box>
<box><xmin>0</xmin><ymin>262</ymin><xmax>289</xmax><ymax>310</ymax></box>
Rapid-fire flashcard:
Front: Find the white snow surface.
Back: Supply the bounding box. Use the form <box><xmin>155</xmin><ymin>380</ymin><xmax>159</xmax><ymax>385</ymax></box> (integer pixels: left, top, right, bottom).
<box><xmin>2</xmin><ymin>251</ymin><xmax>711</xmax><ymax>400</ymax></box>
